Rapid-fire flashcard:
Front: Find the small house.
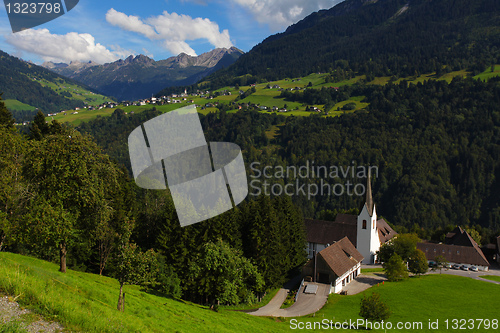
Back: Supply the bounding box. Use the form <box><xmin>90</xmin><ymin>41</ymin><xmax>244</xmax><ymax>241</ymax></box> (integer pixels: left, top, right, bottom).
<box><xmin>302</xmin><ymin>237</ymin><xmax>363</xmax><ymax>294</ymax></box>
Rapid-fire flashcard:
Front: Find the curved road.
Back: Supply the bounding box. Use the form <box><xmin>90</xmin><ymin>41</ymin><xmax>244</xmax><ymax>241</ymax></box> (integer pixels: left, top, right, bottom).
<box><xmin>249</xmin><ymin>282</ymin><xmax>329</xmax><ymax>317</ymax></box>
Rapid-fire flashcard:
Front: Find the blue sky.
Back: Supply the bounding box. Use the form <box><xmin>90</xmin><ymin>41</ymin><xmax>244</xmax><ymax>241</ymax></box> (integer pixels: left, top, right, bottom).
<box><xmin>0</xmin><ymin>0</ymin><xmax>343</xmax><ymax>64</ymax></box>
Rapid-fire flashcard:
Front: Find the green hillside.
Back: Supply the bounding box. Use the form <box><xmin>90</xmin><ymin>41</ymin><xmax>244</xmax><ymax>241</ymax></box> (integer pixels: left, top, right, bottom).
<box><xmin>3</xmin><ymin>99</ymin><xmax>36</xmax><ymax>111</ymax></box>
<box><xmin>49</xmin><ymin>68</ymin><xmax>500</xmax><ymax>127</ymax></box>
<box><xmin>0</xmin><ymin>50</ymin><xmax>113</xmax><ymax>116</ymax></box>
<box><xmin>0</xmin><ymin>252</ymin><xmax>288</xmax><ymax>333</ymax></box>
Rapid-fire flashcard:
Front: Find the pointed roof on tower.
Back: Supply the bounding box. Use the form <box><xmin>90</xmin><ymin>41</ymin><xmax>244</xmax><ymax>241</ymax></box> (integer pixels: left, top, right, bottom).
<box><xmin>365</xmin><ymin>171</ymin><xmax>374</xmax><ymax>216</ymax></box>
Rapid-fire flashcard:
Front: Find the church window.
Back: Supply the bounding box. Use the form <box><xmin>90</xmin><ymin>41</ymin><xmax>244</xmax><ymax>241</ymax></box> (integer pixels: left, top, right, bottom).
<box><xmin>362</xmin><ymin>220</ymin><xmax>367</xmax><ymax>229</ymax></box>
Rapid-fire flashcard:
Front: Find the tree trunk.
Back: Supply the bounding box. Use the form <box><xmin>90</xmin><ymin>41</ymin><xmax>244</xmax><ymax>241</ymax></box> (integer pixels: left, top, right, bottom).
<box><xmin>0</xmin><ymin>233</ymin><xmax>5</xmax><ymax>251</ymax></box>
<box><xmin>59</xmin><ymin>241</ymin><xmax>67</xmax><ymax>273</ymax></box>
<box><xmin>117</xmin><ymin>283</ymin><xmax>124</xmax><ymax>311</ymax></box>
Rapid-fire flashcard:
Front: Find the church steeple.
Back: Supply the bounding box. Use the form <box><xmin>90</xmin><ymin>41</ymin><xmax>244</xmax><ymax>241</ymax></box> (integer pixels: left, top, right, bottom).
<box><xmin>365</xmin><ymin>170</ymin><xmax>374</xmax><ymax>216</ymax></box>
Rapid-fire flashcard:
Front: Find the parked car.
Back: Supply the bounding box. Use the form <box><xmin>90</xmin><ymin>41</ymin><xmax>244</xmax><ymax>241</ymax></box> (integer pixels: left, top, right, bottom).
<box><xmin>444</xmin><ymin>263</ymin><xmax>452</xmax><ymax>269</ymax></box>
<box><xmin>460</xmin><ymin>265</ymin><xmax>469</xmax><ymax>271</ymax></box>
<box><xmin>469</xmin><ymin>266</ymin><xmax>479</xmax><ymax>272</ymax></box>
<box><xmin>452</xmin><ymin>264</ymin><xmax>461</xmax><ymax>270</ymax></box>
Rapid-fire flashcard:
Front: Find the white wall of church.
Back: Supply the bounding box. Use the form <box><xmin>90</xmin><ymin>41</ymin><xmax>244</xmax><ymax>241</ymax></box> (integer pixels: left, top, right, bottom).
<box><xmin>356</xmin><ymin>204</ymin><xmax>380</xmax><ymax>264</ymax></box>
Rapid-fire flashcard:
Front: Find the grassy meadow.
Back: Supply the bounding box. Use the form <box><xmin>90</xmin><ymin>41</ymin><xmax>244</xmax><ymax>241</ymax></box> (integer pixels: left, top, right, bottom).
<box><xmin>3</xmin><ymin>99</ymin><xmax>37</xmax><ymax>111</ymax></box>
<box><xmin>0</xmin><ymin>252</ymin><xmax>289</xmax><ymax>333</ymax></box>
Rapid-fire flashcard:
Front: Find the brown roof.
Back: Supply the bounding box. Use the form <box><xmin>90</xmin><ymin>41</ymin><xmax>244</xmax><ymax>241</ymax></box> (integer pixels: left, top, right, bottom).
<box><xmin>417</xmin><ymin>242</ymin><xmax>490</xmax><ymax>267</ymax></box>
<box><xmin>318</xmin><ymin>237</ymin><xmax>364</xmax><ymax>277</ymax></box>
<box><xmin>377</xmin><ymin>218</ymin><xmax>397</xmax><ymax>243</ymax></box>
<box><xmin>445</xmin><ymin>226</ymin><xmax>475</xmax><ymax>247</ymax></box>
<box><xmin>304</xmin><ymin>214</ymin><xmax>357</xmax><ymax>247</ymax></box>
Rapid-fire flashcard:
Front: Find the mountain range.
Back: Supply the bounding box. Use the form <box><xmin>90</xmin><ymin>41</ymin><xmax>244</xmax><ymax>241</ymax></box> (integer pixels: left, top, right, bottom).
<box><xmin>43</xmin><ymin>47</ymin><xmax>244</xmax><ymax>101</ymax></box>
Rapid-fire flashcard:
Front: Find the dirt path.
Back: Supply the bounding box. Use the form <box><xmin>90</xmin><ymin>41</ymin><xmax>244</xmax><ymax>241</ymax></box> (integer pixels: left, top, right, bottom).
<box><xmin>0</xmin><ymin>295</ymin><xmax>64</xmax><ymax>333</ymax></box>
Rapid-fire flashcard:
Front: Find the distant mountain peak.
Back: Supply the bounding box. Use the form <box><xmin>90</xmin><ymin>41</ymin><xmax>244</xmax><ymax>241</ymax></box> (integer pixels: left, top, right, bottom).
<box><xmin>42</xmin><ymin>47</ymin><xmax>244</xmax><ymax>101</ymax></box>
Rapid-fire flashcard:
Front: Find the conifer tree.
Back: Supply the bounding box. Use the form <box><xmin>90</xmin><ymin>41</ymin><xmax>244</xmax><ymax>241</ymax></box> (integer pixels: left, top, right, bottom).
<box><xmin>29</xmin><ymin>110</ymin><xmax>50</xmax><ymax>140</ymax></box>
<box><xmin>0</xmin><ymin>96</ymin><xmax>15</xmax><ymax>129</ymax></box>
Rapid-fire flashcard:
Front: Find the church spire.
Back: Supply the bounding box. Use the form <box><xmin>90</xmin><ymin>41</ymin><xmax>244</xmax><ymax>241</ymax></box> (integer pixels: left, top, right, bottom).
<box><xmin>366</xmin><ymin>170</ymin><xmax>374</xmax><ymax>216</ymax></box>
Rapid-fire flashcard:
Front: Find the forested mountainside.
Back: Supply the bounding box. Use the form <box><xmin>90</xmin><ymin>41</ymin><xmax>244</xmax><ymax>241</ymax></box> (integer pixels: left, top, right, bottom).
<box><xmin>0</xmin><ymin>50</ymin><xmax>89</xmax><ymax>112</ymax></box>
<box><xmin>202</xmin><ymin>0</ymin><xmax>500</xmax><ymax>89</ymax></box>
<box><xmin>80</xmin><ymin>76</ymin><xmax>500</xmax><ymax>238</ymax></box>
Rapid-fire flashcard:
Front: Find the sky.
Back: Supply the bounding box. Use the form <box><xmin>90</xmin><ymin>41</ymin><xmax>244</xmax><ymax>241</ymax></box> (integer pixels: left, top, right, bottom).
<box><xmin>0</xmin><ymin>0</ymin><xmax>344</xmax><ymax>64</ymax></box>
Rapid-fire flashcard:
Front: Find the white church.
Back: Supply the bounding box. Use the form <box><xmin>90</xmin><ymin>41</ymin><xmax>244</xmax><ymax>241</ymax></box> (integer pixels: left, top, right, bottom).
<box><xmin>304</xmin><ymin>173</ymin><xmax>397</xmax><ymax>264</ymax></box>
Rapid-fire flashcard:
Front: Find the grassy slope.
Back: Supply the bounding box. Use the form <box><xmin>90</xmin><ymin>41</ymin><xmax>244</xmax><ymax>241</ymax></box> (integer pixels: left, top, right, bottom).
<box><xmin>474</xmin><ymin>65</ymin><xmax>500</xmax><ymax>81</ymax></box>
<box><xmin>45</xmin><ymin>67</ymin><xmax>500</xmax><ymax>126</ymax></box>
<box><xmin>6</xmin><ymin>73</ymin><xmax>114</xmax><ymax>113</ymax></box>
<box><xmin>0</xmin><ymin>252</ymin><xmax>288</xmax><ymax>333</ymax></box>
<box><xmin>36</xmin><ymin>78</ymin><xmax>112</xmax><ymax>107</ymax></box>
<box><xmin>291</xmin><ymin>274</ymin><xmax>500</xmax><ymax>332</ymax></box>
<box><xmin>3</xmin><ymin>99</ymin><xmax>36</xmax><ymax>111</ymax></box>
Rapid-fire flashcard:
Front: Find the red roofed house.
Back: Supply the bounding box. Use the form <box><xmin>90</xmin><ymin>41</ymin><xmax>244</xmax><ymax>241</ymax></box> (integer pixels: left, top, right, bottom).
<box><xmin>304</xmin><ymin>173</ymin><xmax>397</xmax><ymax>264</ymax></box>
<box><xmin>417</xmin><ymin>227</ymin><xmax>490</xmax><ymax>271</ymax></box>
<box><xmin>302</xmin><ymin>237</ymin><xmax>364</xmax><ymax>293</ymax></box>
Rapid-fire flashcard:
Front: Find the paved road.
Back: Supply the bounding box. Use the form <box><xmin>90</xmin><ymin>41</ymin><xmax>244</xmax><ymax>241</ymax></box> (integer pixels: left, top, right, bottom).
<box><xmin>362</xmin><ymin>264</ymin><xmax>500</xmax><ymax>284</ymax></box>
<box><xmin>250</xmin><ymin>282</ymin><xmax>329</xmax><ymax>317</ymax></box>
<box><xmin>427</xmin><ymin>266</ymin><xmax>500</xmax><ymax>284</ymax></box>
<box><xmin>248</xmin><ymin>288</ymin><xmax>289</xmax><ymax>316</ymax></box>
<box><xmin>342</xmin><ymin>274</ymin><xmax>386</xmax><ymax>295</ymax></box>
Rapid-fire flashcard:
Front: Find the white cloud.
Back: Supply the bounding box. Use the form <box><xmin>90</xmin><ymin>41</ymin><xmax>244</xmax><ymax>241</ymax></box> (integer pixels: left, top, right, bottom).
<box><xmin>4</xmin><ymin>29</ymin><xmax>125</xmax><ymax>64</ymax></box>
<box><xmin>231</xmin><ymin>0</ymin><xmax>343</xmax><ymax>31</ymax></box>
<box><xmin>105</xmin><ymin>9</ymin><xmax>233</xmax><ymax>56</ymax></box>
<box><xmin>105</xmin><ymin>9</ymin><xmax>157</xmax><ymax>39</ymax></box>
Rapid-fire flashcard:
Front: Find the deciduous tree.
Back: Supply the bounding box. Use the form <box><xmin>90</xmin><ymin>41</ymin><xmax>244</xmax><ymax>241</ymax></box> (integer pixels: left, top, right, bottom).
<box><xmin>383</xmin><ymin>253</ymin><xmax>408</xmax><ymax>282</ymax></box>
<box><xmin>190</xmin><ymin>239</ymin><xmax>264</xmax><ymax>306</ymax></box>
<box><xmin>432</xmin><ymin>255</ymin><xmax>449</xmax><ymax>274</ymax></box>
<box><xmin>408</xmin><ymin>249</ymin><xmax>428</xmax><ymax>276</ymax></box>
<box><xmin>0</xmin><ymin>126</ymin><xmax>26</xmax><ymax>251</ymax></box>
<box><xmin>116</xmin><ymin>242</ymin><xmax>158</xmax><ymax>311</ymax></box>
<box><xmin>21</xmin><ymin>131</ymin><xmax>123</xmax><ymax>272</ymax></box>
<box><xmin>359</xmin><ymin>292</ymin><xmax>391</xmax><ymax>323</ymax></box>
